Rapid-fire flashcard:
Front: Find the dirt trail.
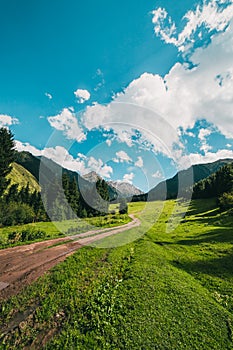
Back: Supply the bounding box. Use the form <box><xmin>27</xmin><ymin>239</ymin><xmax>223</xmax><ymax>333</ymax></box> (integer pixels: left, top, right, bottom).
<box><xmin>0</xmin><ymin>215</ymin><xmax>140</xmax><ymax>300</ymax></box>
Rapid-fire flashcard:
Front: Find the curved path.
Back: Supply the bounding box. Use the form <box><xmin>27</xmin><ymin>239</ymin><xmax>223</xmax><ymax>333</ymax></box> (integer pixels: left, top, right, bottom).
<box><xmin>0</xmin><ymin>215</ymin><xmax>140</xmax><ymax>300</ymax></box>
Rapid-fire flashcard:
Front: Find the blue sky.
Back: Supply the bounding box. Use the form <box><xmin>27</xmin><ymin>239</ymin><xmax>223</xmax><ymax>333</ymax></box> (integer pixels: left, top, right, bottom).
<box><xmin>1</xmin><ymin>0</ymin><xmax>233</xmax><ymax>191</ymax></box>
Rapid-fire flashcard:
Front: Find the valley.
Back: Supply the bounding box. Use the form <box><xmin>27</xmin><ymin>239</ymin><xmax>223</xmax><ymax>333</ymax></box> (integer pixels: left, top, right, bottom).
<box><xmin>0</xmin><ymin>198</ymin><xmax>233</xmax><ymax>349</ymax></box>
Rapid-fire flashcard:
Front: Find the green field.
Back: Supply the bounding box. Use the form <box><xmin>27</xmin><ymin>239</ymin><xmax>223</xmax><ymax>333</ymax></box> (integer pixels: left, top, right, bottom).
<box><xmin>0</xmin><ymin>214</ymin><xmax>131</xmax><ymax>248</ymax></box>
<box><xmin>1</xmin><ymin>199</ymin><xmax>233</xmax><ymax>349</ymax></box>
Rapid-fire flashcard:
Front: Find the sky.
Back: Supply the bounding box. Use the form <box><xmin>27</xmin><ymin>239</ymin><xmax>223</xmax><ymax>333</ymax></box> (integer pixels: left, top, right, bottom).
<box><xmin>0</xmin><ymin>0</ymin><xmax>233</xmax><ymax>192</ymax></box>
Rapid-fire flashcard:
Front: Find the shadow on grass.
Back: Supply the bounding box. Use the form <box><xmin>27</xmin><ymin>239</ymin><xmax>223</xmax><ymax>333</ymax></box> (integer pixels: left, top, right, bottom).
<box><xmin>183</xmin><ymin>200</ymin><xmax>233</xmax><ymax>227</ymax></box>
<box><xmin>173</xmin><ymin>247</ymin><xmax>233</xmax><ymax>279</ymax></box>
<box><xmin>176</xmin><ymin>226</ymin><xmax>233</xmax><ymax>246</ymax></box>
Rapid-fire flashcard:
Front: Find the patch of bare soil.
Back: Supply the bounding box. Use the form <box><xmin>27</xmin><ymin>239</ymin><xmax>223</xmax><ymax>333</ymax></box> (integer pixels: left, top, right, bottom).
<box><xmin>0</xmin><ymin>215</ymin><xmax>140</xmax><ymax>301</ymax></box>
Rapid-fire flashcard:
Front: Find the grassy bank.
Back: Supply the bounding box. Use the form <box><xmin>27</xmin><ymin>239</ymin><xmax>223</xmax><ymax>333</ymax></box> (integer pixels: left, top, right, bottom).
<box><xmin>1</xmin><ymin>199</ymin><xmax>233</xmax><ymax>349</ymax></box>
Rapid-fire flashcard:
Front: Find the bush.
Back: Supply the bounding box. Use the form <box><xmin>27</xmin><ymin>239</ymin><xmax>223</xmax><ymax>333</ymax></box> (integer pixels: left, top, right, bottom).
<box><xmin>1</xmin><ymin>202</ymin><xmax>35</xmax><ymax>226</ymax></box>
<box><xmin>8</xmin><ymin>228</ymin><xmax>46</xmax><ymax>244</ymax></box>
<box><xmin>218</xmin><ymin>192</ymin><xmax>233</xmax><ymax>211</ymax></box>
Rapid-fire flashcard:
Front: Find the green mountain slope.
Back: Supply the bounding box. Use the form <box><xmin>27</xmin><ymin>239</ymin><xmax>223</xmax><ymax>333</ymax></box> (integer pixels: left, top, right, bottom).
<box><xmin>146</xmin><ymin>158</ymin><xmax>233</xmax><ymax>201</ymax></box>
<box><xmin>15</xmin><ymin>151</ymin><xmax>118</xmax><ymax>201</ymax></box>
<box><xmin>7</xmin><ymin>162</ymin><xmax>40</xmax><ymax>192</ymax></box>
<box><xmin>193</xmin><ymin>161</ymin><xmax>233</xmax><ymax>198</ymax></box>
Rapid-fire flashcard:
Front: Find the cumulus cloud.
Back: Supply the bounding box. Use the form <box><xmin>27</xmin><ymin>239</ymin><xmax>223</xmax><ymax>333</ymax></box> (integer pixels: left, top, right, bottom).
<box><xmin>152</xmin><ymin>0</ymin><xmax>233</xmax><ymax>53</ymax></box>
<box><xmin>48</xmin><ymin>108</ymin><xmax>86</xmax><ymax>142</ymax></box>
<box><xmin>81</xmin><ymin>16</ymin><xmax>233</xmax><ymax>166</ymax></box>
<box><xmin>0</xmin><ymin>114</ymin><xmax>19</xmax><ymax>127</ymax></box>
<box><xmin>113</xmin><ymin>150</ymin><xmax>132</xmax><ymax>163</ymax></box>
<box><xmin>135</xmin><ymin>156</ymin><xmax>144</xmax><ymax>168</ymax></box>
<box><xmin>180</xmin><ymin>149</ymin><xmax>233</xmax><ymax>168</ymax></box>
<box><xmin>15</xmin><ymin>141</ymin><xmax>42</xmax><ymax>156</ymax></box>
<box><xmin>15</xmin><ymin>141</ymin><xmax>113</xmax><ymax>178</ymax></box>
<box><xmin>123</xmin><ymin>172</ymin><xmax>134</xmax><ymax>184</ymax></box>
<box><xmin>198</xmin><ymin>128</ymin><xmax>213</xmax><ymax>153</ymax></box>
<box><xmin>74</xmin><ymin>89</ymin><xmax>91</xmax><ymax>103</ymax></box>
<box><xmin>87</xmin><ymin>156</ymin><xmax>113</xmax><ymax>178</ymax></box>
<box><xmin>15</xmin><ymin>141</ymin><xmax>87</xmax><ymax>174</ymax></box>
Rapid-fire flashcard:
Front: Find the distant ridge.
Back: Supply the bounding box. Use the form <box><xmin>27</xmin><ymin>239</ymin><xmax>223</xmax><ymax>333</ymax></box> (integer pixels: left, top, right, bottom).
<box><xmin>133</xmin><ymin>158</ymin><xmax>233</xmax><ymax>202</ymax></box>
<box><xmin>83</xmin><ymin>171</ymin><xmax>144</xmax><ymax>198</ymax></box>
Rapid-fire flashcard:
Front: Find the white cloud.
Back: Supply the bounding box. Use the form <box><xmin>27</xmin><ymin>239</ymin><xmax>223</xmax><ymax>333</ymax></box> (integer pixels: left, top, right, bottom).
<box><xmin>48</xmin><ymin>108</ymin><xmax>86</xmax><ymax>142</ymax></box>
<box><xmin>106</xmin><ymin>139</ymin><xmax>112</xmax><ymax>147</ymax></box>
<box><xmin>87</xmin><ymin>156</ymin><xmax>113</xmax><ymax>179</ymax></box>
<box><xmin>0</xmin><ymin>114</ymin><xmax>19</xmax><ymax>127</ymax></box>
<box><xmin>152</xmin><ymin>170</ymin><xmax>163</xmax><ymax>179</ymax></box>
<box><xmin>15</xmin><ymin>141</ymin><xmax>114</xmax><ymax>179</ymax></box>
<box><xmin>152</xmin><ymin>0</ymin><xmax>233</xmax><ymax>53</ymax></box>
<box><xmin>15</xmin><ymin>141</ymin><xmax>87</xmax><ymax>174</ymax></box>
<box><xmin>15</xmin><ymin>141</ymin><xmax>42</xmax><ymax>156</ymax></box>
<box><xmin>74</xmin><ymin>89</ymin><xmax>91</xmax><ymax>103</ymax></box>
<box><xmin>180</xmin><ymin>149</ymin><xmax>233</xmax><ymax>168</ymax></box>
<box><xmin>226</xmin><ymin>143</ymin><xmax>232</xmax><ymax>148</ymax></box>
<box><xmin>198</xmin><ymin>128</ymin><xmax>212</xmax><ymax>141</ymax></box>
<box><xmin>135</xmin><ymin>156</ymin><xmax>144</xmax><ymax>168</ymax></box>
<box><xmin>81</xmin><ymin>17</ymin><xmax>233</xmax><ymax>165</ymax></box>
<box><xmin>45</xmin><ymin>92</ymin><xmax>52</xmax><ymax>100</ymax></box>
<box><xmin>77</xmin><ymin>152</ymin><xmax>87</xmax><ymax>160</ymax></box>
<box><xmin>198</xmin><ymin>128</ymin><xmax>213</xmax><ymax>153</ymax></box>
<box><xmin>123</xmin><ymin>172</ymin><xmax>134</xmax><ymax>184</ymax></box>
<box><xmin>113</xmin><ymin>150</ymin><xmax>132</xmax><ymax>163</ymax></box>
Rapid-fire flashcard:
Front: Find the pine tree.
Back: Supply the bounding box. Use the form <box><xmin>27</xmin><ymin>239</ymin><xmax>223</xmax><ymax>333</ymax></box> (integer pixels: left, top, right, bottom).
<box><xmin>0</xmin><ymin>127</ymin><xmax>16</xmax><ymax>197</ymax></box>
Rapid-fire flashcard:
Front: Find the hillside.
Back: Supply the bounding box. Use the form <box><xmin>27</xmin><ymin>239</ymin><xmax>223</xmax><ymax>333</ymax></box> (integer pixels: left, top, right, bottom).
<box><xmin>193</xmin><ymin>161</ymin><xmax>233</xmax><ymax>199</ymax></box>
<box><xmin>146</xmin><ymin>158</ymin><xmax>233</xmax><ymax>201</ymax></box>
<box><xmin>7</xmin><ymin>162</ymin><xmax>40</xmax><ymax>192</ymax></box>
<box><xmin>15</xmin><ymin>152</ymin><xmax>118</xmax><ymax>202</ymax></box>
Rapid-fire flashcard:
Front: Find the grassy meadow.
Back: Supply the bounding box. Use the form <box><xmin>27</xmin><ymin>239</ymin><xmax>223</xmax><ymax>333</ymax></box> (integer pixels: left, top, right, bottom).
<box><xmin>1</xmin><ymin>198</ymin><xmax>233</xmax><ymax>349</ymax></box>
<box><xmin>0</xmin><ymin>214</ymin><xmax>131</xmax><ymax>248</ymax></box>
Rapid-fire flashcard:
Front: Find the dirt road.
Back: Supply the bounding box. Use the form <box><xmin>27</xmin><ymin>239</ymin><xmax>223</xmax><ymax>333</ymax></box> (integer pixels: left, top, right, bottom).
<box><xmin>0</xmin><ymin>215</ymin><xmax>140</xmax><ymax>300</ymax></box>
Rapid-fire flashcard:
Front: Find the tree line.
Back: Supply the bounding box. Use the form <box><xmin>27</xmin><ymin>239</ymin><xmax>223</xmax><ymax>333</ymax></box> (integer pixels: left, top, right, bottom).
<box><xmin>0</xmin><ymin>127</ymin><xmax>111</xmax><ymax>227</ymax></box>
<box><xmin>193</xmin><ymin>162</ymin><xmax>233</xmax><ymax>210</ymax></box>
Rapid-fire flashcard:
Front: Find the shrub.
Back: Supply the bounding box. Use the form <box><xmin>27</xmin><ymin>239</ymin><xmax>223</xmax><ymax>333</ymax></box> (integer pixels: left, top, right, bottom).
<box><xmin>218</xmin><ymin>192</ymin><xmax>233</xmax><ymax>211</ymax></box>
<box><xmin>2</xmin><ymin>202</ymin><xmax>35</xmax><ymax>226</ymax></box>
<box><xmin>8</xmin><ymin>228</ymin><xmax>46</xmax><ymax>244</ymax></box>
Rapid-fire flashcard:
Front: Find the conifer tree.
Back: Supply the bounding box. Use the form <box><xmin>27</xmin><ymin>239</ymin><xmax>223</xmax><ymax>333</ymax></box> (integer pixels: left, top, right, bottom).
<box><xmin>0</xmin><ymin>127</ymin><xmax>15</xmax><ymax>197</ymax></box>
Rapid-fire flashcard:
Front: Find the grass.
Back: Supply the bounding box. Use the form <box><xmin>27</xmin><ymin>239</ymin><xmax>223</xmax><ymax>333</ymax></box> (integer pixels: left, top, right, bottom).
<box><xmin>6</xmin><ymin>163</ymin><xmax>41</xmax><ymax>192</ymax></box>
<box><xmin>0</xmin><ymin>214</ymin><xmax>131</xmax><ymax>249</ymax></box>
<box><xmin>1</xmin><ymin>198</ymin><xmax>233</xmax><ymax>349</ymax></box>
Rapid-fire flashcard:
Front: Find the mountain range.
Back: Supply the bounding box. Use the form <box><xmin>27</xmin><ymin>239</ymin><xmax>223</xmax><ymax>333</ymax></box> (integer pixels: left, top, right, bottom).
<box><xmin>13</xmin><ymin>151</ymin><xmax>233</xmax><ymax>202</ymax></box>
<box><xmin>83</xmin><ymin>171</ymin><xmax>143</xmax><ymax>198</ymax></box>
<box><xmin>143</xmin><ymin>158</ymin><xmax>233</xmax><ymax>201</ymax></box>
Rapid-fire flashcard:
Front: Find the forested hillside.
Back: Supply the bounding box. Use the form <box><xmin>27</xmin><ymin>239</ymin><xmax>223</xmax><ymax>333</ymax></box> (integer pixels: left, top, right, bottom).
<box><xmin>0</xmin><ymin>128</ymin><xmax>112</xmax><ymax>227</ymax></box>
<box><xmin>193</xmin><ymin>162</ymin><xmax>233</xmax><ymax>210</ymax></box>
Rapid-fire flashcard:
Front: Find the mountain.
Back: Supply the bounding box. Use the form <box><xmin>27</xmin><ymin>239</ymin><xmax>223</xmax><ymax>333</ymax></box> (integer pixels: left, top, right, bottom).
<box><xmin>15</xmin><ymin>151</ymin><xmax>88</xmax><ymax>186</ymax></box>
<box><xmin>108</xmin><ymin>180</ymin><xmax>144</xmax><ymax>198</ymax></box>
<box><xmin>136</xmin><ymin>158</ymin><xmax>233</xmax><ymax>202</ymax></box>
<box><xmin>83</xmin><ymin>172</ymin><xmax>144</xmax><ymax>198</ymax></box>
<box><xmin>83</xmin><ymin>171</ymin><xmax>102</xmax><ymax>183</ymax></box>
<box><xmin>193</xmin><ymin>161</ymin><xmax>233</xmax><ymax>199</ymax></box>
<box><xmin>7</xmin><ymin>162</ymin><xmax>40</xmax><ymax>192</ymax></box>
<box><xmin>15</xmin><ymin>152</ymin><xmax>118</xmax><ymax>201</ymax></box>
